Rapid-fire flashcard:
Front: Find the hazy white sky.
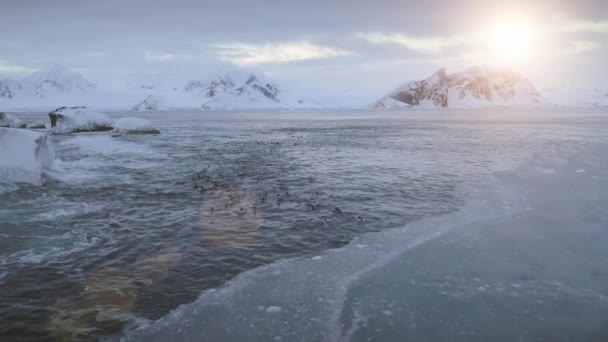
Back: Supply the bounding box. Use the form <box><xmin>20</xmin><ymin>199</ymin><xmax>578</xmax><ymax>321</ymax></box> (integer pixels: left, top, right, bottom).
<box><xmin>1</xmin><ymin>0</ymin><xmax>606</xmax><ymax>101</ymax></box>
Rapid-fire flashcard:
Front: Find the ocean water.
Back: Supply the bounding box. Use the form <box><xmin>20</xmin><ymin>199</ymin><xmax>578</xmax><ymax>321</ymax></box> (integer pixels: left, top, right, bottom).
<box><xmin>0</xmin><ymin>109</ymin><xmax>607</xmax><ymax>341</ymax></box>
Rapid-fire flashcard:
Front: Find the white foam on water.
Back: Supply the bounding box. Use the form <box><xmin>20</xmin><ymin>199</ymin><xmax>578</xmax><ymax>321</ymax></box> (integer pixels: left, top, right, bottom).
<box><xmin>60</xmin><ymin>135</ymin><xmax>165</xmax><ymax>159</ymax></box>
<box><xmin>49</xmin><ymin>107</ymin><xmax>113</xmax><ymax>134</ymax></box>
<box><xmin>51</xmin><ymin>134</ymin><xmax>168</xmax><ymax>184</ymax></box>
<box><xmin>0</xmin><ymin>229</ymin><xmax>105</xmax><ymax>267</ymax></box>
<box><xmin>29</xmin><ymin>202</ymin><xmax>103</xmax><ymax>221</ymax></box>
<box><xmin>112</xmin><ymin>117</ymin><xmax>159</xmax><ymax>134</ymax></box>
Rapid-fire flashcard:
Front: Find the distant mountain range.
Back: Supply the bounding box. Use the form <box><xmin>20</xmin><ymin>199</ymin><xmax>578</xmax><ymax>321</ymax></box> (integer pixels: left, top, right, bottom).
<box><xmin>541</xmin><ymin>85</ymin><xmax>608</xmax><ymax>108</ymax></box>
<box><xmin>132</xmin><ymin>71</ymin><xmax>309</xmax><ymax>111</ymax></box>
<box><xmin>0</xmin><ymin>65</ymin><xmax>606</xmax><ymax>111</ymax></box>
<box><xmin>372</xmin><ymin>67</ymin><xmax>543</xmax><ymax>109</ymax></box>
<box><xmin>0</xmin><ymin>67</ymin><xmax>313</xmax><ymax>111</ymax></box>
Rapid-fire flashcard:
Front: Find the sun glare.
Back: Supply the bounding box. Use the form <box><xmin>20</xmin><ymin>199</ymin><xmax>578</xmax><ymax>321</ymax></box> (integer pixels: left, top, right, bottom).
<box><xmin>487</xmin><ymin>17</ymin><xmax>536</xmax><ymax>65</ymax></box>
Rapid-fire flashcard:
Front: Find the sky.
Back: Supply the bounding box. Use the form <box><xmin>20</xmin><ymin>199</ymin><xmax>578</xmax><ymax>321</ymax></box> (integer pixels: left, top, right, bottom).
<box><xmin>0</xmin><ymin>0</ymin><xmax>607</xmax><ymax>104</ymax></box>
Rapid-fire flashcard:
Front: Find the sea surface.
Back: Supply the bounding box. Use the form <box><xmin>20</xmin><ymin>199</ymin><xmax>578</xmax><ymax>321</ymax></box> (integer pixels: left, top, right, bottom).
<box><xmin>0</xmin><ymin>109</ymin><xmax>607</xmax><ymax>341</ymax></box>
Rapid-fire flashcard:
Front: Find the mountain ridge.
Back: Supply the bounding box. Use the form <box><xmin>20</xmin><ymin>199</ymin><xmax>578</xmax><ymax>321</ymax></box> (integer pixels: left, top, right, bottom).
<box><xmin>372</xmin><ymin>66</ymin><xmax>542</xmax><ymax>109</ymax></box>
<box><xmin>1</xmin><ymin>65</ymin><xmax>606</xmax><ymax>111</ymax></box>
<box><xmin>131</xmin><ymin>71</ymin><xmax>304</xmax><ymax>111</ymax></box>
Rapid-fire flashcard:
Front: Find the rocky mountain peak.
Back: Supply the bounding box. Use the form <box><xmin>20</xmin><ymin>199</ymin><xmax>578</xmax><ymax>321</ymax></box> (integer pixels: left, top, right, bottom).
<box><xmin>0</xmin><ymin>78</ymin><xmax>22</xmax><ymax>99</ymax></box>
<box><xmin>373</xmin><ymin>66</ymin><xmax>541</xmax><ymax>109</ymax></box>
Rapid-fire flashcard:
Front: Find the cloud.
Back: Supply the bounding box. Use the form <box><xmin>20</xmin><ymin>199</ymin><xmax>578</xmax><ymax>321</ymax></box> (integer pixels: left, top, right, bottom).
<box><xmin>0</xmin><ymin>60</ymin><xmax>35</xmax><ymax>73</ymax></box>
<box><xmin>82</xmin><ymin>52</ymin><xmax>107</xmax><ymax>58</ymax></box>
<box><xmin>557</xmin><ymin>19</ymin><xmax>608</xmax><ymax>33</ymax></box>
<box><xmin>213</xmin><ymin>41</ymin><xmax>352</xmax><ymax>65</ymax></box>
<box><xmin>556</xmin><ymin>40</ymin><xmax>601</xmax><ymax>56</ymax></box>
<box><xmin>355</xmin><ymin>32</ymin><xmax>466</xmax><ymax>53</ymax></box>
<box><xmin>144</xmin><ymin>51</ymin><xmax>194</xmax><ymax>62</ymax></box>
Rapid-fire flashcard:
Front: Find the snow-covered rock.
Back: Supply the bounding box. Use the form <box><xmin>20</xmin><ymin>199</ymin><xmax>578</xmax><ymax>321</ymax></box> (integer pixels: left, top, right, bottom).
<box><xmin>372</xmin><ymin>66</ymin><xmax>541</xmax><ymax>109</ymax></box>
<box><xmin>0</xmin><ymin>112</ymin><xmax>26</xmax><ymax>128</ymax></box>
<box><xmin>48</xmin><ymin>106</ymin><xmax>113</xmax><ymax>133</ymax></box>
<box><xmin>112</xmin><ymin>117</ymin><xmax>160</xmax><ymax>134</ymax></box>
<box><xmin>0</xmin><ymin>128</ymin><xmax>56</xmax><ymax>185</ymax></box>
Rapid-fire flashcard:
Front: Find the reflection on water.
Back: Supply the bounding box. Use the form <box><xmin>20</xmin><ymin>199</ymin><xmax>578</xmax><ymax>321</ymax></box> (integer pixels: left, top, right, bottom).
<box><xmin>197</xmin><ymin>184</ymin><xmax>264</xmax><ymax>252</ymax></box>
<box><xmin>1</xmin><ymin>109</ymin><xmax>606</xmax><ymax>341</ymax></box>
<box><xmin>48</xmin><ymin>268</ymin><xmax>136</xmax><ymax>341</ymax></box>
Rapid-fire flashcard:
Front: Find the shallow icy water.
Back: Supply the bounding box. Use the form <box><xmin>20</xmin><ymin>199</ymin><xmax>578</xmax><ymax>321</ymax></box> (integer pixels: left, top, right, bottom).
<box><xmin>0</xmin><ymin>109</ymin><xmax>607</xmax><ymax>341</ymax></box>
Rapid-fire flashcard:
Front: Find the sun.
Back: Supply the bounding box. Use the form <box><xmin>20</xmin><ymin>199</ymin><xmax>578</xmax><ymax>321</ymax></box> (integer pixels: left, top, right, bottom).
<box><xmin>487</xmin><ymin>17</ymin><xmax>536</xmax><ymax>65</ymax></box>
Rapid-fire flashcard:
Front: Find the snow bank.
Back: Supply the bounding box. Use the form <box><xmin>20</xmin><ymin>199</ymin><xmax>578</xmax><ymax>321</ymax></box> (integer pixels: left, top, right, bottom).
<box><xmin>112</xmin><ymin>117</ymin><xmax>160</xmax><ymax>134</ymax></box>
<box><xmin>48</xmin><ymin>106</ymin><xmax>113</xmax><ymax>133</ymax></box>
<box><xmin>0</xmin><ymin>128</ymin><xmax>56</xmax><ymax>185</ymax></box>
<box><xmin>0</xmin><ymin>112</ymin><xmax>26</xmax><ymax>128</ymax></box>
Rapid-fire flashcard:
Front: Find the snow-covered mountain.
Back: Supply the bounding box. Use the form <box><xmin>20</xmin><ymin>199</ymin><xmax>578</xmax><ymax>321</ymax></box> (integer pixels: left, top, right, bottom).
<box><xmin>131</xmin><ymin>95</ymin><xmax>165</xmax><ymax>111</ymax></box>
<box><xmin>372</xmin><ymin>66</ymin><xmax>541</xmax><ymax>109</ymax></box>
<box><xmin>0</xmin><ymin>66</ymin><xmax>96</xmax><ymax>108</ymax></box>
<box><xmin>0</xmin><ymin>67</ymin><xmax>313</xmax><ymax>111</ymax></box>
<box><xmin>131</xmin><ymin>71</ymin><xmax>306</xmax><ymax>111</ymax></box>
<box><xmin>22</xmin><ymin>65</ymin><xmax>96</xmax><ymax>98</ymax></box>
<box><xmin>542</xmin><ymin>85</ymin><xmax>608</xmax><ymax>108</ymax></box>
<box><xmin>0</xmin><ymin>78</ymin><xmax>22</xmax><ymax>99</ymax></box>
<box><xmin>1</xmin><ymin>65</ymin><xmax>606</xmax><ymax>111</ymax></box>
<box><xmin>0</xmin><ymin>66</ymin><xmax>96</xmax><ymax>101</ymax></box>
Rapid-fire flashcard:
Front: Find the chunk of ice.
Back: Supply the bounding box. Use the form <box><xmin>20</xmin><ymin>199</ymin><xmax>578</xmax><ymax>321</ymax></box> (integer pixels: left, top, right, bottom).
<box><xmin>0</xmin><ymin>128</ymin><xmax>56</xmax><ymax>185</ymax></box>
<box><xmin>264</xmin><ymin>306</ymin><xmax>282</xmax><ymax>314</ymax></box>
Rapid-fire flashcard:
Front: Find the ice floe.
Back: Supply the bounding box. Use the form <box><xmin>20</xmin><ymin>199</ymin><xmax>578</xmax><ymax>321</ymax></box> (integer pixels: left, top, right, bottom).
<box><xmin>0</xmin><ymin>127</ymin><xmax>56</xmax><ymax>185</ymax></box>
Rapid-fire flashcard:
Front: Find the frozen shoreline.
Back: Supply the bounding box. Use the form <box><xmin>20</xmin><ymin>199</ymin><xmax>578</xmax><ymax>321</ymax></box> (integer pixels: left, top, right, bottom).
<box><xmin>121</xmin><ymin>133</ymin><xmax>608</xmax><ymax>341</ymax></box>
